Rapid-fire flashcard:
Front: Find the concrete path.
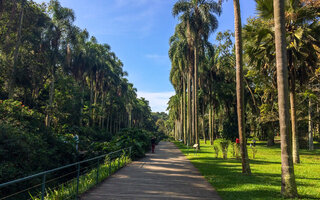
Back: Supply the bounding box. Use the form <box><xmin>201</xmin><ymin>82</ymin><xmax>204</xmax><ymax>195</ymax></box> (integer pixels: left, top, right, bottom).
<box><xmin>81</xmin><ymin>141</ymin><xmax>221</xmax><ymax>200</ymax></box>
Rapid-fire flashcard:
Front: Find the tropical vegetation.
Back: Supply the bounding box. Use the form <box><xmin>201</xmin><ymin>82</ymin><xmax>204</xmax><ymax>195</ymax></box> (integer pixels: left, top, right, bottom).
<box><xmin>167</xmin><ymin>0</ymin><xmax>320</xmax><ymax>198</ymax></box>
<box><xmin>0</xmin><ymin>0</ymin><xmax>166</xmax><ymax>199</ymax></box>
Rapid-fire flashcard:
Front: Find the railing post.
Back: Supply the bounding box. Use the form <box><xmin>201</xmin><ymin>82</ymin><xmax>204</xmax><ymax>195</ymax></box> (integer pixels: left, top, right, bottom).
<box><xmin>96</xmin><ymin>159</ymin><xmax>100</xmax><ymax>184</ymax></box>
<box><xmin>129</xmin><ymin>147</ymin><xmax>132</xmax><ymax>159</ymax></box>
<box><xmin>76</xmin><ymin>163</ymin><xmax>80</xmax><ymax>200</ymax></box>
<box><xmin>41</xmin><ymin>174</ymin><xmax>46</xmax><ymax>200</ymax></box>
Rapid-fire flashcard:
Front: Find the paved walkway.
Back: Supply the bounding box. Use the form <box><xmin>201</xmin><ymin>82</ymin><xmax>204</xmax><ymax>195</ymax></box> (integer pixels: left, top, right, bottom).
<box><xmin>81</xmin><ymin>141</ymin><xmax>221</xmax><ymax>200</ymax></box>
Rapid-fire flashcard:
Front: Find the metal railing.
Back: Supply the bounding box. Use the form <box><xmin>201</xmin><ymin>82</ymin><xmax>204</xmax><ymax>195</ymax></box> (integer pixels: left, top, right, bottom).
<box><xmin>0</xmin><ymin>146</ymin><xmax>132</xmax><ymax>200</ymax></box>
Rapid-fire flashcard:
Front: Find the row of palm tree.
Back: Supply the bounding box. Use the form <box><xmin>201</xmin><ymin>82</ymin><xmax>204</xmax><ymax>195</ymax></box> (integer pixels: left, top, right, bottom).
<box><xmin>0</xmin><ymin>0</ymin><xmax>155</xmax><ymax>135</ymax></box>
<box><xmin>168</xmin><ymin>0</ymin><xmax>319</xmax><ymax>197</ymax></box>
<box><xmin>169</xmin><ymin>0</ymin><xmax>252</xmax><ymax>177</ymax></box>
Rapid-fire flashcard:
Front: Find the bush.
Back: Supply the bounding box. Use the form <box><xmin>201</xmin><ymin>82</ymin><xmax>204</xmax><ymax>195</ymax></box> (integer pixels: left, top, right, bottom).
<box><xmin>251</xmin><ymin>146</ymin><xmax>258</xmax><ymax>159</ymax></box>
<box><xmin>234</xmin><ymin>143</ymin><xmax>240</xmax><ymax>159</ymax></box>
<box><xmin>213</xmin><ymin>145</ymin><xmax>219</xmax><ymax>158</ymax></box>
<box><xmin>112</xmin><ymin>128</ymin><xmax>153</xmax><ymax>160</ymax></box>
<box><xmin>214</xmin><ymin>139</ymin><xmax>230</xmax><ymax>159</ymax></box>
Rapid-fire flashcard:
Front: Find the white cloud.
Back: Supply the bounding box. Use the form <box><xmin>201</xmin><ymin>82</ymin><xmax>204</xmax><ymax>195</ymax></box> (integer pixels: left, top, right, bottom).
<box><xmin>137</xmin><ymin>91</ymin><xmax>175</xmax><ymax>113</ymax></box>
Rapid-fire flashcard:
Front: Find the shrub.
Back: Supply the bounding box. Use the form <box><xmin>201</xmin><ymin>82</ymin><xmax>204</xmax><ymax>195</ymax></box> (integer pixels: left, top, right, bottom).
<box><xmin>231</xmin><ymin>142</ymin><xmax>235</xmax><ymax>157</ymax></box>
<box><xmin>214</xmin><ymin>139</ymin><xmax>230</xmax><ymax>159</ymax></box>
<box><xmin>112</xmin><ymin>128</ymin><xmax>153</xmax><ymax>160</ymax></box>
<box><xmin>213</xmin><ymin>145</ymin><xmax>219</xmax><ymax>158</ymax></box>
<box><xmin>234</xmin><ymin>143</ymin><xmax>240</xmax><ymax>159</ymax></box>
<box><xmin>251</xmin><ymin>146</ymin><xmax>258</xmax><ymax>159</ymax></box>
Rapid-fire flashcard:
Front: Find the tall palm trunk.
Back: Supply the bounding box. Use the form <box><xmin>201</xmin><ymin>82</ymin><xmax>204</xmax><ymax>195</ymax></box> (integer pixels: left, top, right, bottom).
<box><xmin>288</xmin><ymin>53</ymin><xmax>300</xmax><ymax>163</ymax></box>
<box><xmin>289</xmin><ymin>84</ymin><xmax>300</xmax><ymax>163</ymax></box>
<box><xmin>194</xmin><ymin>46</ymin><xmax>199</xmax><ymax>147</ymax></box>
<box><xmin>202</xmin><ymin>103</ymin><xmax>206</xmax><ymax>144</ymax></box>
<box><xmin>100</xmin><ymin>92</ymin><xmax>105</xmax><ymax>128</ymax></box>
<box><xmin>180</xmin><ymin>93</ymin><xmax>183</xmax><ymax>141</ymax></box>
<box><xmin>79</xmin><ymin>85</ymin><xmax>84</xmax><ymax>127</ymax></box>
<box><xmin>46</xmin><ymin>65</ymin><xmax>55</xmax><ymax>127</ymax></box>
<box><xmin>233</xmin><ymin>0</ymin><xmax>251</xmax><ymax>174</ymax></box>
<box><xmin>273</xmin><ymin>0</ymin><xmax>298</xmax><ymax>197</ymax></box>
<box><xmin>175</xmin><ymin>120</ymin><xmax>178</xmax><ymax>140</ymax></box>
<box><xmin>106</xmin><ymin>114</ymin><xmax>110</xmax><ymax>132</ymax></box>
<box><xmin>89</xmin><ymin>75</ymin><xmax>94</xmax><ymax>127</ymax></box>
<box><xmin>317</xmin><ymin>103</ymin><xmax>319</xmax><ymax>139</ymax></box>
<box><xmin>209</xmin><ymin>104</ymin><xmax>212</xmax><ymax>145</ymax></box>
<box><xmin>183</xmin><ymin>78</ymin><xmax>187</xmax><ymax>144</ymax></box>
<box><xmin>212</xmin><ymin>106</ymin><xmax>215</xmax><ymax>141</ymax></box>
<box><xmin>191</xmin><ymin>74</ymin><xmax>195</xmax><ymax>144</ymax></box>
<box><xmin>8</xmin><ymin>1</ymin><xmax>24</xmax><ymax>99</ymax></box>
<box><xmin>187</xmin><ymin>72</ymin><xmax>192</xmax><ymax>146</ymax></box>
<box><xmin>308</xmin><ymin>97</ymin><xmax>314</xmax><ymax>150</ymax></box>
<box><xmin>93</xmin><ymin>71</ymin><xmax>99</xmax><ymax>126</ymax></box>
<box><xmin>128</xmin><ymin>111</ymin><xmax>132</xmax><ymax>128</ymax></box>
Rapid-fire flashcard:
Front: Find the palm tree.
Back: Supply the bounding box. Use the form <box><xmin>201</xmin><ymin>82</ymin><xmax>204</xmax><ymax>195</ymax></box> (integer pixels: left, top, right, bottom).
<box><xmin>232</xmin><ymin>0</ymin><xmax>251</xmax><ymax>174</ymax></box>
<box><xmin>169</xmin><ymin>21</ymin><xmax>193</xmax><ymax>145</ymax></box>
<box><xmin>68</xmin><ymin>28</ymin><xmax>89</xmax><ymax>127</ymax></box>
<box><xmin>273</xmin><ymin>0</ymin><xmax>298</xmax><ymax>197</ymax></box>
<box><xmin>168</xmin><ymin>94</ymin><xmax>181</xmax><ymax>139</ymax></box>
<box><xmin>8</xmin><ymin>0</ymin><xmax>25</xmax><ymax>99</ymax></box>
<box><xmin>45</xmin><ymin>0</ymin><xmax>75</xmax><ymax>127</ymax></box>
<box><xmin>253</xmin><ymin>0</ymin><xmax>320</xmax><ymax>163</ymax></box>
<box><xmin>173</xmin><ymin>0</ymin><xmax>220</xmax><ymax>147</ymax></box>
<box><xmin>169</xmin><ymin>26</ymin><xmax>189</xmax><ymax>144</ymax></box>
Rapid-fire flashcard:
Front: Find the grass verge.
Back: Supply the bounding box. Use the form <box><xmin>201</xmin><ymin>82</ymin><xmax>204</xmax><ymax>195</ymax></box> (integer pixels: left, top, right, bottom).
<box><xmin>174</xmin><ymin>140</ymin><xmax>320</xmax><ymax>200</ymax></box>
<box><xmin>30</xmin><ymin>155</ymin><xmax>131</xmax><ymax>200</ymax></box>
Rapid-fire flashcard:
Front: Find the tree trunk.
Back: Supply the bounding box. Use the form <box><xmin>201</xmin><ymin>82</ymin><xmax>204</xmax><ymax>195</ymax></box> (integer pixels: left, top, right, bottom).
<box><xmin>317</xmin><ymin>103</ymin><xmax>319</xmax><ymax>139</ymax></box>
<box><xmin>209</xmin><ymin>104</ymin><xmax>213</xmax><ymax>145</ymax></box>
<box><xmin>45</xmin><ymin>66</ymin><xmax>55</xmax><ymax>127</ymax></box>
<box><xmin>187</xmin><ymin>72</ymin><xmax>192</xmax><ymax>146</ymax></box>
<box><xmin>183</xmin><ymin>78</ymin><xmax>187</xmax><ymax>144</ymax></box>
<box><xmin>93</xmin><ymin>71</ymin><xmax>99</xmax><ymax>126</ymax></box>
<box><xmin>212</xmin><ymin>106</ymin><xmax>215</xmax><ymax>141</ymax></box>
<box><xmin>289</xmin><ymin>53</ymin><xmax>300</xmax><ymax>164</ymax></box>
<box><xmin>128</xmin><ymin>111</ymin><xmax>132</xmax><ymax>128</ymax></box>
<box><xmin>194</xmin><ymin>46</ymin><xmax>199</xmax><ymax>148</ymax></box>
<box><xmin>8</xmin><ymin>1</ymin><xmax>24</xmax><ymax>99</ymax></box>
<box><xmin>233</xmin><ymin>0</ymin><xmax>251</xmax><ymax>174</ymax></box>
<box><xmin>79</xmin><ymin>85</ymin><xmax>84</xmax><ymax>127</ymax></box>
<box><xmin>89</xmin><ymin>76</ymin><xmax>93</xmax><ymax>127</ymax></box>
<box><xmin>100</xmin><ymin>92</ymin><xmax>105</xmax><ymax>128</ymax></box>
<box><xmin>180</xmin><ymin>94</ymin><xmax>183</xmax><ymax>142</ymax></box>
<box><xmin>202</xmin><ymin>104</ymin><xmax>206</xmax><ymax>144</ymax></box>
<box><xmin>175</xmin><ymin>120</ymin><xmax>178</xmax><ymax>140</ymax></box>
<box><xmin>308</xmin><ymin>97</ymin><xmax>314</xmax><ymax>150</ymax></box>
<box><xmin>290</xmin><ymin>89</ymin><xmax>300</xmax><ymax>163</ymax></box>
<box><xmin>106</xmin><ymin>114</ymin><xmax>110</xmax><ymax>132</ymax></box>
<box><xmin>267</xmin><ymin>127</ymin><xmax>275</xmax><ymax>146</ymax></box>
<box><xmin>273</xmin><ymin>0</ymin><xmax>298</xmax><ymax>197</ymax></box>
<box><xmin>191</xmin><ymin>74</ymin><xmax>195</xmax><ymax>145</ymax></box>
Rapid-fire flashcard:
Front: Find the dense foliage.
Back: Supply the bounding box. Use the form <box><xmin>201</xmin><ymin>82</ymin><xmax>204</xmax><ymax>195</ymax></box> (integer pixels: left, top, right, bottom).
<box><xmin>0</xmin><ymin>1</ymin><xmax>162</xmax><ymax>197</ymax></box>
<box><xmin>167</xmin><ymin>0</ymin><xmax>319</xmax><ymax>197</ymax></box>
<box><xmin>167</xmin><ymin>0</ymin><xmax>320</xmax><ymax>148</ymax></box>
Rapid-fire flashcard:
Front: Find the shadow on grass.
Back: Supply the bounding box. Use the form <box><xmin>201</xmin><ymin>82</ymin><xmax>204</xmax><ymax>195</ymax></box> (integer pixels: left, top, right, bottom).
<box><xmin>174</xmin><ymin>141</ymin><xmax>319</xmax><ymax>200</ymax></box>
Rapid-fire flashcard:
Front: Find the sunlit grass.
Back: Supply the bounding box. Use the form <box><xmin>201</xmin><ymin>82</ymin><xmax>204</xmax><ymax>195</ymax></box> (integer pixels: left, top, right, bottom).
<box><xmin>30</xmin><ymin>155</ymin><xmax>131</xmax><ymax>200</ymax></box>
<box><xmin>175</xmin><ymin>140</ymin><xmax>320</xmax><ymax>200</ymax></box>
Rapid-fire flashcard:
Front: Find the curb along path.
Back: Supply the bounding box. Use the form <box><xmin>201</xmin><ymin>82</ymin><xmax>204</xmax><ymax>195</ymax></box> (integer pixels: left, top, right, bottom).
<box><xmin>81</xmin><ymin>141</ymin><xmax>221</xmax><ymax>200</ymax></box>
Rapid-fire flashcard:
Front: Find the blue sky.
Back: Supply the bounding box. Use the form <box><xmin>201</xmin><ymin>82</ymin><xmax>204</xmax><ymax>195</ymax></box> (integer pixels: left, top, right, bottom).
<box><xmin>34</xmin><ymin>0</ymin><xmax>257</xmax><ymax>112</ymax></box>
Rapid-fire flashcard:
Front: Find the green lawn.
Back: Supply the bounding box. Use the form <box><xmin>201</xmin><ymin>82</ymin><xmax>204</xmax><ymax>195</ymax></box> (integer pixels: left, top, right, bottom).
<box><xmin>174</xmin><ymin>140</ymin><xmax>320</xmax><ymax>200</ymax></box>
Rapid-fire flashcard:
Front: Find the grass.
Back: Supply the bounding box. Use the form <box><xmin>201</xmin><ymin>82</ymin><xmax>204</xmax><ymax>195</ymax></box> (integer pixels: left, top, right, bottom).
<box><xmin>30</xmin><ymin>155</ymin><xmax>131</xmax><ymax>200</ymax></box>
<box><xmin>174</xmin><ymin>140</ymin><xmax>320</xmax><ymax>200</ymax></box>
